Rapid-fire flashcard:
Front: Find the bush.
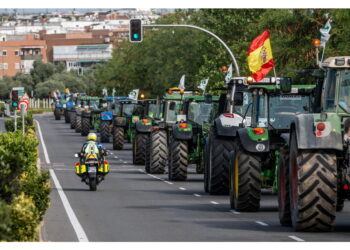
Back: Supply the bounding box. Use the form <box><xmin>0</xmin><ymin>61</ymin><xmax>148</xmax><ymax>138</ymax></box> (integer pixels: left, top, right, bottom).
<box><xmin>8</xmin><ymin>193</ymin><xmax>39</xmax><ymax>242</ymax></box>
<box><xmin>0</xmin><ymin>200</ymin><xmax>11</xmax><ymax>241</ymax></box>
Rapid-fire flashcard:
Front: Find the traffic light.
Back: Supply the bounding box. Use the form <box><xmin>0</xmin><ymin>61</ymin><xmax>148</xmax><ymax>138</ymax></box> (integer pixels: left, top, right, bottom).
<box><xmin>11</xmin><ymin>90</ymin><xmax>19</xmax><ymax>108</ymax></box>
<box><xmin>129</xmin><ymin>19</ymin><xmax>142</xmax><ymax>43</ymax></box>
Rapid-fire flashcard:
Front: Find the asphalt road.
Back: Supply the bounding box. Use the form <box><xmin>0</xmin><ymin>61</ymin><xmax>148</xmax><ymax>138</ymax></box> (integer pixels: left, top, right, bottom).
<box><xmin>35</xmin><ymin>114</ymin><xmax>350</xmax><ymax>242</ymax></box>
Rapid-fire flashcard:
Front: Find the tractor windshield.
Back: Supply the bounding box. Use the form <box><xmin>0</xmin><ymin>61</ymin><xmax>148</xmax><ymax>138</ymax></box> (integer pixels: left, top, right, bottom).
<box><xmin>254</xmin><ymin>93</ymin><xmax>310</xmax><ymax>129</ymax></box>
<box><xmin>89</xmin><ymin>100</ymin><xmax>99</xmax><ymax>110</ymax></box>
<box><xmin>148</xmin><ymin>103</ymin><xmax>160</xmax><ymax>118</ymax></box>
<box><xmin>165</xmin><ymin>101</ymin><xmax>181</xmax><ymax>123</ymax></box>
<box><xmin>338</xmin><ymin>70</ymin><xmax>350</xmax><ymax>113</ymax></box>
<box><xmin>188</xmin><ymin>102</ymin><xmax>214</xmax><ymax>125</ymax></box>
<box><xmin>122</xmin><ymin>104</ymin><xmax>143</xmax><ymax>117</ymax></box>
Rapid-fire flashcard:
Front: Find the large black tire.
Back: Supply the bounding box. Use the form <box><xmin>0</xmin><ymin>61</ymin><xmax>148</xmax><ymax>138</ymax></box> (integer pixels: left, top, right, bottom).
<box><xmin>208</xmin><ymin>134</ymin><xmax>235</xmax><ymax>195</ymax></box>
<box><xmin>204</xmin><ymin>138</ymin><xmax>210</xmax><ymax>192</ymax></box>
<box><xmin>89</xmin><ymin>178</ymin><xmax>97</xmax><ymax>191</ymax></box>
<box><xmin>133</xmin><ymin>133</ymin><xmax>148</xmax><ymax>165</ymax></box>
<box><xmin>54</xmin><ymin>109</ymin><xmax>61</xmax><ymax>120</ymax></box>
<box><xmin>100</xmin><ymin>121</ymin><xmax>110</xmax><ymax>143</ymax></box>
<box><xmin>70</xmin><ymin>112</ymin><xmax>76</xmax><ymax>129</ymax></box>
<box><xmin>81</xmin><ymin>117</ymin><xmax>90</xmax><ymax>136</ymax></box>
<box><xmin>289</xmin><ymin>131</ymin><xmax>337</xmax><ymax>232</ymax></box>
<box><xmin>64</xmin><ymin>110</ymin><xmax>70</xmax><ymax>123</ymax></box>
<box><xmin>113</xmin><ymin>126</ymin><xmax>124</xmax><ymax>150</ymax></box>
<box><xmin>278</xmin><ymin>147</ymin><xmax>292</xmax><ymax>226</ymax></box>
<box><xmin>229</xmin><ymin>141</ymin><xmax>261</xmax><ymax>212</ymax></box>
<box><xmin>75</xmin><ymin>115</ymin><xmax>82</xmax><ymax>133</ymax></box>
<box><xmin>145</xmin><ymin>130</ymin><xmax>168</xmax><ymax>174</ymax></box>
<box><xmin>168</xmin><ymin>137</ymin><xmax>188</xmax><ymax>181</ymax></box>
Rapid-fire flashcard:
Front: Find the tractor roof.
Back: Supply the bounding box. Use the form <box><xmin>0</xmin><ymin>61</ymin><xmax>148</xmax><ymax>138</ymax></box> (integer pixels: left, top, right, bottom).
<box><xmin>322</xmin><ymin>56</ymin><xmax>350</xmax><ymax>68</ymax></box>
<box><xmin>248</xmin><ymin>84</ymin><xmax>316</xmax><ymax>94</ymax></box>
<box><xmin>184</xmin><ymin>95</ymin><xmax>220</xmax><ymax>102</ymax></box>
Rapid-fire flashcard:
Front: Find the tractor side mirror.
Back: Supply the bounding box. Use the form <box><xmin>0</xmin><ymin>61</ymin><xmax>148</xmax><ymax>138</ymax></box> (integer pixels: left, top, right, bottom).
<box><xmin>234</xmin><ymin>92</ymin><xmax>244</xmax><ymax>106</ymax></box>
<box><xmin>280</xmin><ymin>77</ymin><xmax>292</xmax><ymax>93</ymax></box>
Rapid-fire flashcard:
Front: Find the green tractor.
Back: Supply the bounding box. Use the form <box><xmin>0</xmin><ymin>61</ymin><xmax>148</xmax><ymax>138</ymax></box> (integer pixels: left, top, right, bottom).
<box><xmin>81</xmin><ymin>97</ymin><xmax>101</xmax><ymax>136</ymax></box>
<box><xmin>132</xmin><ymin>99</ymin><xmax>160</xmax><ymax>165</ymax></box>
<box><xmin>167</xmin><ymin>94</ymin><xmax>220</xmax><ymax>181</ymax></box>
<box><xmin>70</xmin><ymin>96</ymin><xmax>85</xmax><ymax>131</ymax></box>
<box><xmin>145</xmin><ymin>88</ymin><xmax>200</xmax><ymax>174</ymax></box>
<box><xmin>112</xmin><ymin>99</ymin><xmax>144</xmax><ymax>150</ymax></box>
<box><xmin>277</xmin><ymin>56</ymin><xmax>350</xmax><ymax>231</ymax></box>
<box><xmin>228</xmin><ymin>77</ymin><xmax>315</xmax><ymax>213</ymax></box>
<box><xmin>203</xmin><ymin>79</ymin><xmax>251</xmax><ymax>195</ymax></box>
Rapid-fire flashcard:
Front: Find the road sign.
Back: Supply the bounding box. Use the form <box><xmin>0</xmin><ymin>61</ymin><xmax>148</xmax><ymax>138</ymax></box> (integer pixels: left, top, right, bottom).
<box><xmin>18</xmin><ymin>100</ymin><xmax>29</xmax><ymax>111</ymax></box>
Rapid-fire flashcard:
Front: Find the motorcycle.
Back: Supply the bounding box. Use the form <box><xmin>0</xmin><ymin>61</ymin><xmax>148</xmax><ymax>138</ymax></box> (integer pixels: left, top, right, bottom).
<box><xmin>74</xmin><ymin>146</ymin><xmax>109</xmax><ymax>191</ymax></box>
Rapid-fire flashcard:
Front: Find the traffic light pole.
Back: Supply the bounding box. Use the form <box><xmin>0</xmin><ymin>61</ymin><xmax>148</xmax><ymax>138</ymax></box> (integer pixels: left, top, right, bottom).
<box><xmin>143</xmin><ymin>24</ymin><xmax>240</xmax><ymax>113</ymax></box>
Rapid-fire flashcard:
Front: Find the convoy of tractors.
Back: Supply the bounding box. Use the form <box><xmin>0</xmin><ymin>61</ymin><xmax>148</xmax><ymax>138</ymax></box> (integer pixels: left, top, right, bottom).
<box><xmin>52</xmin><ymin>53</ymin><xmax>350</xmax><ymax>232</ymax></box>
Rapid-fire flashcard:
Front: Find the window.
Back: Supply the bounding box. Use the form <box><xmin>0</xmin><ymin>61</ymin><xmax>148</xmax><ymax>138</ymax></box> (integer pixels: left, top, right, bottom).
<box><xmin>15</xmin><ymin>50</ymin><xmax>19</xmax><ymax>56</ymax></box>
<box><xmin>2</xmin><ymin>50</ymin><xmax>7</xmax><ymax>56</ymax></box>
<box><xmin>322</xmin><ymin>69</ymin><xmax>337</xmax><ymax>111</ymax></box>
<box><xmin>3</xmin><ymin>63</ymin><xmax>8</xmax><ymax>70</ymax></box>
<box><xmin>15</xmin><ymin>63</ymin><xmax>20</xmax><ymax>69</ymax></box>
<box><xmin>0</xmin><ymin>64</ymin><xmax>3</xmax><ymax>70</ymax></box>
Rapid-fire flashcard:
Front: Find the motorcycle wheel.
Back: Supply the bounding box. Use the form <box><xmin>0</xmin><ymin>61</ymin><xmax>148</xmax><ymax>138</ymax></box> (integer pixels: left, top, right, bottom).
<box><xmin>89</xmin><ymin>178</ymin><xmax>97</xmax><ymax>191</ymax></box>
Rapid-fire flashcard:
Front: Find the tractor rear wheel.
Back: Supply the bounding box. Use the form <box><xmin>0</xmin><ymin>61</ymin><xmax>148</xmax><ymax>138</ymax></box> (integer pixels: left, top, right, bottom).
<box><xmin>289</xmin><ymin>131</ymin><xmax>336</xmax><ymax>232</ymax></box>
<box><xmin>168</xmin><ymin>137</ymin><xmax>188</xmax><ymax>181</ymax></box>
<box><xmin>54</xmin><ymin>109</ymin><xmax>61</xmax><ymax>120</ymax></box>
<box><xmin>64</xmin><ymin>110</ymin><xmax>70</xmax><ymax>123</ymax></box>
<box><xmin>133</xmin><ymin>133</ymin><xmax>148</xmax><ymax>165</ymax></box>
<box><xmin>146</xmin><ymin>130</ymin><xmax>168</xmax><ymax>174</ymax></box>
<box><xmin>75</xmin><ymin>115</ymin><xmax>82</xmax><ymax>133</ymax></box>
<box><xmin>100</xmin><ymin>121</ymin><xmax>110</xmax><ymax>143</ymax></box>
<box><xmin>113</xmin><ymin>126</ymin><xmax>124</xmax><ymax>150</ymax></box>
<box><xmin>81</xmin><ymin>117</ymin><xmax>90</xmax><ymax>136</ymax></box>
<box><xmin>208</xmin><ymin>134</ymin><xmax>235</xmax><ymax>195</ymax></box>
<box><xmin>278</xmin><ymin>147</ymin><xmax>292</xmax><ymax>226</ymax></box>
<box><xmin>70</xmin><ymin>112</ymin><xmax>76</xmax><ymax>129</ymax></box>
<box><xmin>229</xmin><ymin>140</ymin><xmax>261</xmax><ymax>211</ymax></box>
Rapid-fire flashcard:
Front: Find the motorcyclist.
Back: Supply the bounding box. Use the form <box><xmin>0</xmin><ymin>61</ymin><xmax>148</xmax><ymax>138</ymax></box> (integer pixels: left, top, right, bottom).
<box><xmin>79</xmin><ymin>132</ymin><xmax>106</xmax><ymax>161</ymax></box>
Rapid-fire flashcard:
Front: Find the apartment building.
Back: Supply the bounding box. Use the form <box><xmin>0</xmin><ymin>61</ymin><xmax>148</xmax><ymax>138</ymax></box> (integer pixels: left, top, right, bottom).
<box><xmin>0</xmin><ymin>39</ymin><xmax>47</xmax><ymax>78</ymax></box>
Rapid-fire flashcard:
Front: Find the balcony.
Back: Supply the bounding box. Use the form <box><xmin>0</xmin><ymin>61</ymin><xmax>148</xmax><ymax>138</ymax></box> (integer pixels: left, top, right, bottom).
<box><xmin>20</xmin><ymin>55</ymin><xmax>43</xmax><ymax>61</ymax></box>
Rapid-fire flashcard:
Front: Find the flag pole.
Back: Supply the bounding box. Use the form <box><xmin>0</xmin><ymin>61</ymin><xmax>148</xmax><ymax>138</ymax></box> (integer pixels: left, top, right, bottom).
<box><xmin>273</xmin><ymin>66</ymin><xmax>277</xmax><ymax>78</ymax></box>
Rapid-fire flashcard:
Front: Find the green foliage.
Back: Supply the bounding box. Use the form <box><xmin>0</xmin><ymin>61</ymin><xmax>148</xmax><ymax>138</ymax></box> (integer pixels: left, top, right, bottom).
<box><xmin>0</xmin><ymin>200</ymin><xmax>11</xmax><ymax>241</ymax></box>
<box><xmin>35</xmin><ymin>79</ymin><xmax>65</xmax><ymax>98</ymax></box>
<box><xmin>5</xmin><ymin>112</ymin><xmax>35</xmax><ymax>133</ymax></box>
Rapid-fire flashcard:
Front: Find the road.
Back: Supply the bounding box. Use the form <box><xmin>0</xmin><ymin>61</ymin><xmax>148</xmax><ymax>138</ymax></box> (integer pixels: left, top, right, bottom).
<box><xmin>35</xmin><ymin>114</ymin><xmax>350</xmax><ymax>242</ymax></box>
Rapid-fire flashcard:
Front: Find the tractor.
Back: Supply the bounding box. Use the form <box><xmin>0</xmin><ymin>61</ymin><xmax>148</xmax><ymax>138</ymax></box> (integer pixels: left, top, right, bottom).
<box><xmin>228</xmin><ymin>77</ymin><xmax>316</xmax><ymax>213</ymax></box>
<box><xmin>167</xmin><ymin>94</ymin><xmax>220</xmax><ymax>181</ymax></box>
<box><xmin>203</xmin><ymin>78</ymin><xmax>251</xmax><ymax>195</ymax></box>
<box><xmin>277</xmin><ymin>55</ymin><xmax>350</xmax><ymax>231</ymax></box>
<box><xmin>145</xmin><ymin>88</ymin><xmax>200</xmax><ymax>174</ymax></box>
<box><xmin>132</xmin><ymin>99</ymin><xmax>160</xmax><ymax>165</ymax></box>
<box><xmin>112</xmin><ymin>99</ymin><xmax>144</xmax><ymax>150</ymax></box>
<box><xmin>80</xmin><ymin>97</ymin><xmax>101</xmax><ymax>136</ymax></box>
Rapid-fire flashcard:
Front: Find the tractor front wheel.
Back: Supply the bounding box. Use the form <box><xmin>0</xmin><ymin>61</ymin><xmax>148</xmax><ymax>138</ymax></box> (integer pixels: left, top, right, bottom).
<box><xmin>133</xmin><ymin>133</ymin><xmax>148</xmax><ymax>165</ymax></box>
<box><xmin>113</xmin><ymin>126</ymin><xmax>124</xmax><ymax>150</ymax></box>
<box><xmin>81</xmin><ymin>117</ymin><xmax>90</xmax><ymax>136</ymax></box>
<box><xmin>75</xmin><ymin>115</ymin><xmax>82</xmax><ymax>133</ymax></box>
<box><xmin>100</xmin><ymin>121</ymin><xmax>110</xmax><ymax>143</ymax></box>
<box><xmin>145</xmin><ymin>130</ymin><xmax>168</xmax><ymax>174</ymax></box>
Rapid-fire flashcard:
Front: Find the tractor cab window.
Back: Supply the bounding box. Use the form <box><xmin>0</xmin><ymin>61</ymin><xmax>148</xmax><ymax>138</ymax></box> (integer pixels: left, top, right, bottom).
<box><xmin>188</xmin><ymin>102</ymin><xmax>214</xmax><ymax>125</ymax></box>
<box><xmin>113</xmin><ymin>103</ymin><xmax>122</xmax><ymax>116</ymax></box>
<box><xmin>89</xmin><ymin>100</ymin><xmax>99</xmax><ymax>110</ymax></box>
<box><xmin>133</xmin><ymin>104</ymin><xmax>144</xmax><ymax>116</ymax></box>
<box><xmin>253</xmin><ymin>94</ymin><xmax>268</xmax><ymax>128</ymax></box>
<box><xmin>338</xmin><ymin>70</ymin><xmax>350</xmax><ymax>113</ymax></box>
<box><xmin>234</xmin><ymin>92</ymin><xmax>252</xmax><ymax>116</ymax></box>
<box><xmin>122</xmin><ymin>103</ymin><xmax>135</xmax><ymax>116</ymax></box>
<box><xmin>165</xmin><ymin>101</ymin><xmax>181</xmax><ymax>122</ymax></box>
<box><xmin>148</xmin><ymin>103</ymin><xmax>159</xmax><ymax>118</ymax></box>
<box><xmin>268</xmin><ymin>95</ymin><xmax>310</xmax><ymax>129</ymax></box>
<box><xmin>323</xmin><ymin>69</ymin><xmax>337</xmax><ymax>111</ymax></box>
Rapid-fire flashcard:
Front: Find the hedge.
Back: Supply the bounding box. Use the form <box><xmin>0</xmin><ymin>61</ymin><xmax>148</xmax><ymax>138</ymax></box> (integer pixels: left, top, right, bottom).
<box><xmin>0</xmin><ymin>113</ymin><xmax>50</xmax><ymax>241</ymax></box>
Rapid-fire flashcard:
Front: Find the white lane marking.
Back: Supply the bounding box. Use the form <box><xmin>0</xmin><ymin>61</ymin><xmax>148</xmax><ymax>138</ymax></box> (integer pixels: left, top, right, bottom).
<box><xmin>110</xmin><ymin>152</ymin><xmax>114</xmax><ymax>155</ymax></box>
<box><xmin>179</xmin><ymin>187</ymin><xmax>186</xmax><ymax>190</ymax></box>
<box><xmin>193</xmin><ymin>193</ymin><xmax>201</xmax><ymax>197</ymax></box>
<box><xmin>229</xmin><ymin>209</ymin><xmax>240</xmax><ymax>215</ymax></box>
<box><xmin>255</xmin><ymin>221</ymin><xmax>269</xmax><ymax>226</ymax></box>
<box><xmin>147</xmin><ymin>173</ymin><xmax>162</xmax><ymax>180</ymax></box>
<box><xmin>35</xmin><ymin>120</ymin><xmax>50</xmax><ymax>164</ymax></box>
<box><xmin>123</xmin><ymin>161</ymin><xmax>128</xmax><ymax>164</ymax></box>
<box><xmin>114</xmin><ymin>156</ymin><xmax>118</xmax><ymax>159</ymax></box>
<box><xmin>164</xmin><ymin>180</ymin><xmax>173</xmax><ymax>185</ymax></box>
<box><xmin>138</xmin><ymin>169</ymin><xmax>145</xmax><ymax>173</ymax></box>
<box><xmin>35</xmin><ymin>120</ymin><xmax>89</xmax><ymax>242</ymax></box>
<box><xmin>289</xmin><ymin>236</ymin><xmax>305</xmax><ymax>242</ymax></box>
<box><xmin>210</xmin><ymin>201</ymin><xmax>219</xmax><ymax>205</ymax></box>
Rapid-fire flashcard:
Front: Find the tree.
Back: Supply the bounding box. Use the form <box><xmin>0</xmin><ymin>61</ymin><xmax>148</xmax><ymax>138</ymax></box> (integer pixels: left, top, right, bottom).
<box><xmin>35</xmin><ymin>79</ymin><xmax>65</xmax><ymax>98</ymax></box>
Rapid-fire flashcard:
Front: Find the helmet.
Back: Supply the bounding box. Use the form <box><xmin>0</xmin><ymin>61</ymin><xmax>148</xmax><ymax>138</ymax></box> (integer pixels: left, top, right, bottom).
<box><xmin>87</xmin><ymin>133</ymin><xmax>97</xmax><ymax>142</ymax></box>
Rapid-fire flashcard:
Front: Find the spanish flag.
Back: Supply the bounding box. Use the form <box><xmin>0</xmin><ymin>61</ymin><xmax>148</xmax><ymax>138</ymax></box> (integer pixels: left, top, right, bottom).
<box><xmin>247</xmin><ymin>30</ymin><xmax>274</xmax><ymax>82</ymax></box>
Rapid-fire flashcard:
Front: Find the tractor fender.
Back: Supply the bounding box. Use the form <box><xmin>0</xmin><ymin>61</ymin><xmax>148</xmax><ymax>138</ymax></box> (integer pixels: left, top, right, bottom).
<box><xmin>101</xmin><ymin>111</ymin><xmax>113</xmax><ymax>121</ymax></box>
<box><xmin>136</xmin><ymin>122</ymin><xmax>152</xmax><ymax>133</ymax></box>
<box><xmin>82</xmin><ymin>111</ymin><xmax>91</xmax><ymax>118</ymax></box>
<box><xmin>292</xmin><ymin>114</ymin><xmax>343</xmax><ymax>151</ymax></box>
<box><xmin>171</xmin><ymin>124</ymin><xmax>193</xmax><ymax>140</ymax></box>
<box><xmin>114</xmin><ymin>117</ymin><xmax>127</xmax><ymax>127</ymax></box>
<box><xmin>214</xmin><ymin>114</ymin><xmax>241</xmax><ymax>137</ymax></box>
<box><xmin>237</xmin><ymin>128</ymin><xmax>270</xmax><ymax>153</ymax></box>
